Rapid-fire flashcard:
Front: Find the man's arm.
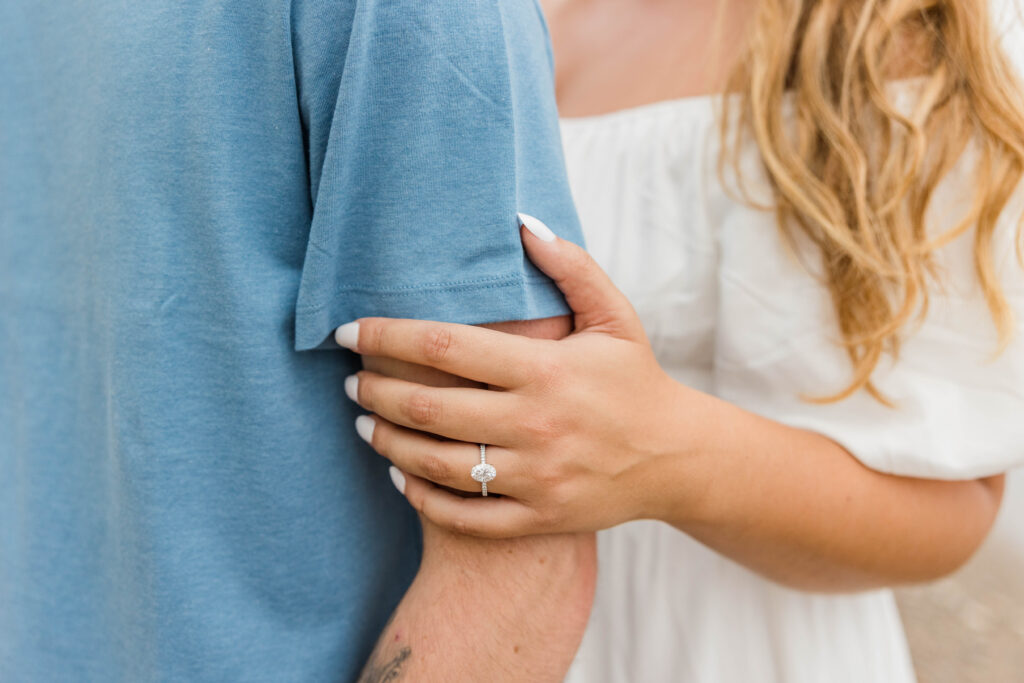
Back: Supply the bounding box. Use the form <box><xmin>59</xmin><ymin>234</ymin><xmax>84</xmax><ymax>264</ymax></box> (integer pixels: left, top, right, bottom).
<box><xmin>358</xmin><ymin>315</ymin><xmax>597</xmax><ymax>682</ymax></box>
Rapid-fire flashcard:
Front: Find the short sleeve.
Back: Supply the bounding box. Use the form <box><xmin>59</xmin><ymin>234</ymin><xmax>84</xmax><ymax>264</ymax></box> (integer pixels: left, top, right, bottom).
<box><xmin>713</xmin><ymin>158</ymin><xmax>1024</xmax><ymax>481</ymax></box>
<box><xmin>290</xmin><ymin>0</ymin><xmax>583</xmax><ymax>350</ymax></box>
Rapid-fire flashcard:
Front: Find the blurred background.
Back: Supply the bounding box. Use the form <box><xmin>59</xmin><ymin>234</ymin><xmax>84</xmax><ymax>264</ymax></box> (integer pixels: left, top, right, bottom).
<box><xmin>887</xmin><ymin>2</ymin><xmax>1023</xmax><ymax>680</ymax></box>
<box><xmin>896</xmin><ymin>471</ymin><xmax>1024</xmax><ymax>681</ymax></box>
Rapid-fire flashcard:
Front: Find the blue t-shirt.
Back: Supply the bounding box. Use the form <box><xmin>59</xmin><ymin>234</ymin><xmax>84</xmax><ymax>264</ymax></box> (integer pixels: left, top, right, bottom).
<box><xmin>0</xmin><ymin>1</ymin><xmax>583</xmax><ymax>681</ymax></box>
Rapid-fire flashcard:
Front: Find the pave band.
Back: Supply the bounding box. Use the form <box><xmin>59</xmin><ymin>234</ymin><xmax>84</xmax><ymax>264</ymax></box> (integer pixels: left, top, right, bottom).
<box><xmin>470</xmin><ymin>443</ymin><xmax>496</xmax><ymax>496</ymax></box>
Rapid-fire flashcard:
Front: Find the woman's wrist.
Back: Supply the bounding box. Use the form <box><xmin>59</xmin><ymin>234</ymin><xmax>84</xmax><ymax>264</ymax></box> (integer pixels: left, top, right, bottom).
<box><xmin>628</xmin><ymin>379</ymin><xmax>726</xmax><ymax>528</ymax></box>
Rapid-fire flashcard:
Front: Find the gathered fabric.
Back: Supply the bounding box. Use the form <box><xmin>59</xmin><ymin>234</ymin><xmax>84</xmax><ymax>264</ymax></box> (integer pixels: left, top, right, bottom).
<box><xmin>559</xmin><ymin>90</ymin><xmax>1024</xmax><ymax>683</ymax></box>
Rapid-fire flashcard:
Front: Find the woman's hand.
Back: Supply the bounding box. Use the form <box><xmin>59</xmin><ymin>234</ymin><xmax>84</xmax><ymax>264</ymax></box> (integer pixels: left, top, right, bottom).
<box><xmin>335</xmin><ymin>217</ymin><xmax>702</xmax><ymax>538</ymax></box>
<box><xmin>333</xmin><ymin>219</ymin><xmax>1006</xmax><ymax>591</ymax></box>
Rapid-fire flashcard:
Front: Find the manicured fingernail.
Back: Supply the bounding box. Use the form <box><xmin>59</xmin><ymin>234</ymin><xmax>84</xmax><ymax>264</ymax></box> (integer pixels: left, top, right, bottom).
<box><xmin>389</xmin><ymin>466</ymin><xmax>406</xmax><ymax>495</ymax></box>
<box><xmin>344</xmin><ymin>374</ymin><xmax>359</xmax><ymax>402</ymax></box>
<box><xmin>335</xmin><ymin>321</ymin><xmax>360</xmax><ymax>350</ymax></box>
<box><xmin>355</xmin><ymin>415</ymin><xmax>375</xmax><ymax>443</ymax></box>
<box><xmin>517</xmin><ymin>212</ymin><xmax>557</xmax><ymax>242</ymax></box>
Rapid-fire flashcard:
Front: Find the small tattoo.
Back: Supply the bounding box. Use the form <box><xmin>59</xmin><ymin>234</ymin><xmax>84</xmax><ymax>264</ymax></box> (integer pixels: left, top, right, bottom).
<box><xmin>357</xmin><ymin>646</ymin><xmax>411</xmax><ymax>682</ymax></box>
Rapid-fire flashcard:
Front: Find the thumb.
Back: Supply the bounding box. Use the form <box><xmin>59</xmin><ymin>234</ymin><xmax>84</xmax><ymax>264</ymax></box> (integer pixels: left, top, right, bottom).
<box><xmin>518</xmin><ymin>213</ymin><xmax>643</xmax><ymax>339</ymax></box>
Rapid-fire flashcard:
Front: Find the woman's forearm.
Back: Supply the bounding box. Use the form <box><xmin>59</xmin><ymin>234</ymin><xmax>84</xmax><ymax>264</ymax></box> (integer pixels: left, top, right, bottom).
<box><xmin>340</xmin><ymin>231</ymin><xmax>1007</xmax><ymax>592</ymax></box>
<box><xmin>649</xmin><ymin>388</ymin><xmax>1005</xmax><ymax>592</ymax></box>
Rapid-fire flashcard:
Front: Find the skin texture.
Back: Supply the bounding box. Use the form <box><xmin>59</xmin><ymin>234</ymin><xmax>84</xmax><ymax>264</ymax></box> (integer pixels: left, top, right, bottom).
<box><xmin>355</xmin><ymin>313</ymin><xmax>596</xmax><ymax>682</ymax></box>
<box><xmin>356</xmin><ymin>527</ymin><xmax>595</xmax><ymax>682</ymax></box>
<box><xmin>351</xmin><ymin>2</ymin><xmax>1008</xmax><ymax>676</ymax></box>
<box><xmin>342</xmin><ymin>227</ymin><xmax>1006</xmax><ymax>593</ymax></box>
<box><xmin>546</xmin><ymin>0</ymin><xmax>751</xmax><ymax>117</ymax></box>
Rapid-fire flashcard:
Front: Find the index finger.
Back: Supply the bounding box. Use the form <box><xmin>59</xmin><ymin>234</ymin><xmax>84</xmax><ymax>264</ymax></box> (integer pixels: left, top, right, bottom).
<box><xmin>335</xmin><ymin>317</ymin><xmax>540</xmax><ymax>388</ymax></box>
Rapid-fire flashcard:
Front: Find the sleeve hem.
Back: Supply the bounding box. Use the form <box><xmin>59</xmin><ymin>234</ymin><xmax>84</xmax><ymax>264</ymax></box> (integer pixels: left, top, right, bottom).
<box><xmin>294</xmin><ymin>275</ymin><xmax>571</xmax><ymax>350</ymax></box>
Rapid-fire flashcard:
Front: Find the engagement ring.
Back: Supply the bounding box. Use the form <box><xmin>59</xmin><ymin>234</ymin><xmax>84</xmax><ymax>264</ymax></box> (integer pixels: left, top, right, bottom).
<box><xmin>470</xmin><ymin>443</ymin><xmax>496</xmax><ymax>496</ymax></box>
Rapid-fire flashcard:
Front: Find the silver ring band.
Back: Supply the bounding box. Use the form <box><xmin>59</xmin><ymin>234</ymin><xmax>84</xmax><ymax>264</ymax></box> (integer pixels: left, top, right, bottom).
<box><xmin>470</xmin><ymin>443</ymin><xmax>496</xmax><ymax>496</ymax></box>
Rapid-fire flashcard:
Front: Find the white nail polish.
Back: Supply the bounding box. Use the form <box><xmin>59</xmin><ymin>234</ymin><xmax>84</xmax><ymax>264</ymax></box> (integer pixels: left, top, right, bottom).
<box><xmin>335</xmin><ymin>321</ymin><xmax>360</xmax><ymax>350</ymax></box>
<box><xmin>517</xmin><ymin>212</ymin><xmax>557</xmax><ymax>242</ymax></box>
<box><xmin>389</xmin><ymin>466</ymin><xmax>406</xmax><ymax>495</ymax></box>
<box><xmin>355</xmin><ymin>415</ymin><xmax>375</xmax><ymax>443</ymax></box>
<box><xmin>344</xmin><ymin>374</ymin><xmax>359</xmax><ymax>402</ymax></box>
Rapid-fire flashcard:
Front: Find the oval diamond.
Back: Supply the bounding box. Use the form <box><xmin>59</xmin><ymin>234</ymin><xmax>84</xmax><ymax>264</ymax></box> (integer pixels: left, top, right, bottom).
<box><xmin>471</xmin><ymin>463</ymin><xmax>496</xmax><ymax>483</ymax></box>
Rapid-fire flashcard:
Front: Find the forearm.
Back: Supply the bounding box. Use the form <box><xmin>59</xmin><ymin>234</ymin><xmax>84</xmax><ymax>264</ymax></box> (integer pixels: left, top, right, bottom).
<box><xmin>336</xmin><ymin>230</ymin><xmax>1009</xmax><ymax>594</ymax></box>
<box><xmin>648</xmin><ymin>387</ymin><xmax>1005</xmax><ymax>592</ymax></box>
<box><xmin>358</xmin><ymin>528</ymin><xmax>595</xmax><ymax>682</ymax></box>
<box><xmin>358</xmin><ymin>314</ymin><xmax>597</xmax><ymax>681</ymax></box>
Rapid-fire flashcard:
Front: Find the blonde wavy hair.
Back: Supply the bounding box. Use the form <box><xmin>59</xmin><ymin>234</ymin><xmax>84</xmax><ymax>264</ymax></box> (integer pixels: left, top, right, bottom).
<box><xmin>721</xmin><ymin>0</ymin><xmax>1024</xmax><ymax>403</ymax></box>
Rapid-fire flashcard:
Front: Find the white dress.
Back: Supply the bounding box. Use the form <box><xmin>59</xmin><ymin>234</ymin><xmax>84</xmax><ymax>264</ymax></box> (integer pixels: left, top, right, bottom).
<box><xmin>557</xmin><ymin>89</ymin><xmax>1024</xmax><ymax>683</ymax></box>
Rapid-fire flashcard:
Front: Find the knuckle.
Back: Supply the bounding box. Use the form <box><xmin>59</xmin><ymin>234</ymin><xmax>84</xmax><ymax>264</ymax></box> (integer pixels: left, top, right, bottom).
<box><xmin>402</xmin><ymin>389</ymin><xmax>440</xmax><ymax>426</ymax></box>
<box><xmin>533</xmin><ymin>462</ymin><xmax>564</xmax><ymax>490</ymax></box>
<box><xmin>530</xmin><ymin>354</ymin><xmax>564</xmax><ymax>391</ymax></box>
<box><xmin>419</xmin><ymin>452</ymin><xmax>452</xmax><ymax>484</ymax></box>
<box><xmin>365</xmin><ymin>319</ymin><xmax>387</xmax><ymax>354</ymax></box>
<box><xmin>565</xmin><ymin>244</ymin><xmax>592</xmax><ymax>272</ymax></box>
<box><xmin>522</xmin><ymin>412</ymin><xmax>561</xmax><ymax>442</ymax></box>
<box><xmin>355</xmin><ymin>377</ymin><xmax>375</xmax><ymax>410</ymax></box>
<box><xmin>548</xmin><ymin>481</ymin><xmax>574</xmax><ymax>510</ymax></box>
<box><xmin>420</xmin><ymin>326</ymin><xmax>455</xmax><ymax>365</ymax></box>
<box><xmin>449</xmin><ymin>516</ymin><xmax>474</xmax><ymax>536</ymax></box>
<box><xmin>420</xmin><ymin>494</ymin><xmax>442</xmax><ymax>522</ymax></box>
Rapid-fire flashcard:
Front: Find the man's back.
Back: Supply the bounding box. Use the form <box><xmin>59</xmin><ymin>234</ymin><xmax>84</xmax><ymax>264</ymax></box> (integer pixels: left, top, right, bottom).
<box><xmin>0</xmin><ymin>1</ymin><xmax>581</xmax><ymax>679</ymax></box>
